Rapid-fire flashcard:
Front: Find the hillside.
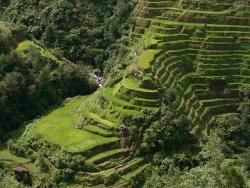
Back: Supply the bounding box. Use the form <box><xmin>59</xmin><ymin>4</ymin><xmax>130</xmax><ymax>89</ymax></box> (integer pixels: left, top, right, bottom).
<box><xmin>0</xmin><ymin>21</ymin><xmax>97</xmax><ymax>136</ymax></box>
<box><xmin>131</xmin><ymin>0</ymin><xmax>250</xmax><ymax>133</ymax></box>
<box><xmin>3</xmin><ymin>0</ymin><xmax>135</xmax><ymax>71</ymax></box>
<box><xmin>1</xmin><ymin>0</ymin><xmax>250</xmax><ymax>187</ymax></box>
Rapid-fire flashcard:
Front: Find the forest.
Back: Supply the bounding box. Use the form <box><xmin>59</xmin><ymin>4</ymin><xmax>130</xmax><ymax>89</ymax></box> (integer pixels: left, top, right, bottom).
<box><xmin>1</xmin><ymin>0</ymin><xmax>250</xmax><ymax>188</ymax></box>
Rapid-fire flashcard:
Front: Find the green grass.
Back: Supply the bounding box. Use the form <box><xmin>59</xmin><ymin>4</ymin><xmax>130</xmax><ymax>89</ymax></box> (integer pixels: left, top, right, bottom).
<box><xmin>28</xmin><ymin>96</ymin><xmax>118</xmax><ymax>153</ymax></box>
<box><xmin>16</xmin><ymin>40</ymin><xmax>65</xmax><ymax>65</ymax></box>
<box><xmin>123</xmin><ymin>78</ymin><xmax>158</xmax><ymax>93</ymax></box>
<box><xmin>83</xmin><ymin>124</ymin><xmax>113</xmax><ymax>136</ymax></box>
<box><xmin>103</xmin><ymin>88</ymin><xmax>138</xmax><ymax>107</ymax></box>
<box><xmin>83</xmin><ymin>107</ymin><xmax>116</xmax><ymax>128</ymax></box>
<box><xmin>0</xmin><ymin>144</ymin><xmax>28</xmax><ymax>163</ymax></box>
<box><xmin>112</xmin><ymin>106</ymin><xmax>140</xmax><ymax>115</ymax></box>
<box><xmin>103</xmin><ymin>87</ymin><xmax>158</xmax><ymax>110</ymax></box>
<box><xmin>86</xmin><ymin>148</ymin><xmax>127</xmax><ymax>163</ymax></box>
<box><xmin>137</xmin><ymin>49</ymin><xmax>160</xmax><ymax>70</ymax></box>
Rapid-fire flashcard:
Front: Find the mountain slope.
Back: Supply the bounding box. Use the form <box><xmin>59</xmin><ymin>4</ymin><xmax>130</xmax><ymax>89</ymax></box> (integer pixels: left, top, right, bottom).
<box><xmin>2</xmin><ymin>1</ymin><xmax>250</xmax><ymax>187</ymax></box>
<box><xmin>0</xmin><ymin>21</ymin><xmax>97</xmax><ymax>135</ymax></box>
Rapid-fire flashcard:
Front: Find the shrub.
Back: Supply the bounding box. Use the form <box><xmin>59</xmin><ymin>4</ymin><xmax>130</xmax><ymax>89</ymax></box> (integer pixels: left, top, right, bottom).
<box><xmin>34</xmin><ymin>154</ymin><xmax>49</xmax><ymax>172</ymax></box>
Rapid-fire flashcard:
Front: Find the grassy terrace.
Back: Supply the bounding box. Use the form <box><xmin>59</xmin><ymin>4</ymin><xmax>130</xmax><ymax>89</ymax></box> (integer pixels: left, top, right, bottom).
<box><xmin>0</xmin><ymin>144</ymin><xmax>41</xmax><ymax>181</ymax></box>
<box><xmin>155</xmin><ymin>34</ymin><xmax>188</xmax><ymax>43</ymax></box>
<box><xmin>112</xmin><ymin>163</ymin><xmax>150</xmax><ymax>187</ymax></box>
<box><xmin>86</xmin><ymin>148</ymin><xmax>128</xmax><ymax>164</ymax></box>
<box><xmin>103</xmin><ymin>87</ymin><xmax>159</xmax><ymax>110</ymax></box>
<box><xmin>89</xmin><ymin>157</ymin><xmax>144</xmax><ymax>176</ymax></box>
<box><xmin>123</xmin><ymin>78</ymin><xmax>158</xmax><ymax>93</ymax></box>
<box><xmin>27</xmin><ymin>96</ymin><xmax>118</xmax><ymax>153</ymax></box>
<box><xmin>207</xmin><ymin>30</ymin><xmax>250</xmax><ymax>36</ymax></box>
<box><xmin>147</xmin><ymin>48</ymin><xmax>246</xmax><ymax>57</ymax></box>
<box><xmin>82</xmin><ymin>107</ymin><xmax>116</xmax><ymax>128</ymax></box>
<box><xmin>137</xmin><ymin>49</ymin><xmax>161</xmax><ymax>69</ymax></box>
<box><xmin>142</xmin><ymin>17</ymin><xmax>250</xmax><ymax>29</ymax></box>
<box><xmin>103</xmin><ymin>88</ymin><xmax>140</xmax><ymax>108</ymax></box>
<box><xmin>17</xmin><ymin>89</ymin><xmax>149</xmax><ymax>186</ymax></box>
<box><xmin>158</xmin><ymin>14</ymin><xmax>250</xmax><ymax>26</ymax></box>
<box><xmin>82</xmin><ymin>124</ymin><xmax>114</xmax><ymax>137</ymax></box>
<box><xmin>75</xmin><ymin>157</ymin><xmax>147</xmax><ymax>186</ymax></box>
<box><xmin>111</xmin><ymin>105</ymin><xmax>140</xmax><ymax>115</ymax></box>
<box><xmin>160</xmin><ymin>61</ymin><xmax>186</xmax><ymax>82</ymax></box>
<box><xmin>0</xmin><ymin>144</ymin><xmax>28</xmax><ymax>163</ymax></box>
<box><xmin>161</xmin><ymin>7</ymin><xmax>232</xmax><ymax>15</ymax></box>
<box><xmin>151</xmin><ymin>25</ymin><xmax>177</xmax><ymax>32</ymax></box>
<box><xmin>155</xmin><ymin>57</ymin><xmax>182</xmax><ymax>75</ymax></box>
<box><xmin>16</xmin><ymin>40</ymin><xmax>65</xmax><ymax>64</ymax></box>
<box><xmin>189</xmin><ymin>98</ymin><xmax>239</xmax><ymax>117</ymax></box>
<box><xmin>72</xmin><ymin>1</ymin><xmax>250</xmax><ymax>185</ymax></box>
<box><xmin>194</xmin><ymin>103</ymin><xmax>240</xmax><ymax>124</ymax></box>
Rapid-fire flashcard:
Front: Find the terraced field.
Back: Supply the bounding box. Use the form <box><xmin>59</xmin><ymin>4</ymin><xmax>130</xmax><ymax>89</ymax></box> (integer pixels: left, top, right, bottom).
<box><xmin>71</xmin><ymin>88</ymin><xmax>154</xmax><ymax>187</ymax></box>
<box><xmin>16</xmin><ymin>95</ymin><xmax>147</xmax><ymax>187</ymax></box>
<box><xmin>70</xmin><ymin>1</ymin><xmax>250</xmax><ymax>185</ymax></box>
<box><xmin>131</xmin><ymin>0</ymin><xmax>250</xmax><ymax>134</ymax></box>
<box><xmin>6</xmin><ymin>1</ymin><xmax>250</xmax><ymax>187</ymax></box>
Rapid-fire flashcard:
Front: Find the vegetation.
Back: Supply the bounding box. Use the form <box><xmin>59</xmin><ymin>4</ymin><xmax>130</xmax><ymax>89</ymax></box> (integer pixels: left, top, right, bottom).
<box><xmin>3</xmin><ymin>0</ymin><xmax>136</xmax><ymax>71</ymax></box>
<box><xmin>1</xmin><ymin>0</ymin><xmax>250</xmax><ymax>187</ymax></box>
<box><xmin>144</xmin><ymin>111</ymin><xmax>250</xmax><ymax>188</ymax></box>
<box><xmin>137</xmin><ymin>50</ymin><xmax>160</xmax><ymax>70</ymax></box>
<box><xmin>25</xmin><ymin>96</ymin><xmax>118</xmax><ymax>153</ymax></box>
<box><xmin>0</xmin><ymin>22</ymin><xmax>97</xmax><ymax>136</ymax></box>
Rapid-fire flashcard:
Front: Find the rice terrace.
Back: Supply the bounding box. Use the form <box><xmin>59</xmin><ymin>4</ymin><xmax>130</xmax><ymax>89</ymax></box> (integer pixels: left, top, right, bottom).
<box><xmin>0</xmin><ymin>0</ymin><xmax>250</xmax><ymax>187</ymax></box>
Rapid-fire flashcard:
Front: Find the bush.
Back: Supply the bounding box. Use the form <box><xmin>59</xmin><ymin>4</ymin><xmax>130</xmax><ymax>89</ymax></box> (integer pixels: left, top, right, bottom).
<box><xmin>104</xmin><ymin>172</ymin><xmax>120</xmax><ymax>186</ymax></box>
<box><xmin>142</xmin><ymin>110</ymin><xmax>191</xmax><ymax>152</ymax></box>
<box><xmin>0</xmin><ymin>174</ymin><xmax>24</xmax><ymax>188</ymax></box>
<box><xmin>34</xmin><ymin>154</ymin><xmax>49</xmax><ymax>172</ymax></box>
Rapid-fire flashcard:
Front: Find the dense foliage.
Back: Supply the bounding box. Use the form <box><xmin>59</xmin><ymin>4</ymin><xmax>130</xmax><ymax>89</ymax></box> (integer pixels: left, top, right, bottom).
<box><xmin>6</xmin><ymin>135</ymin><xmax>97</xmax><ymax>187</ymax></box>
<box><xmin>4</xmin><ymin>0</ymin><xmax>135</xmax><ymax>71</ymax></box>
<box><xmin>143</xmin><ymin>91</ymin><xmax>250</xmax><ymax>188</ymax></box>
